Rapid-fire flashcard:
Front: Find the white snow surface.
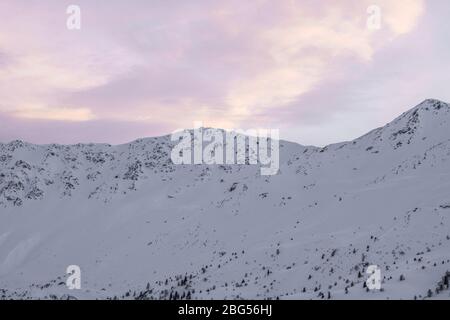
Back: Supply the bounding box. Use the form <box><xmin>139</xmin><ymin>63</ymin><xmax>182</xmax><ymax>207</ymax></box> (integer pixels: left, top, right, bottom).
<box><xmin>1</xmin><ymin>99</ymin><xmax>450</xmax><ymax>300</ymax></box>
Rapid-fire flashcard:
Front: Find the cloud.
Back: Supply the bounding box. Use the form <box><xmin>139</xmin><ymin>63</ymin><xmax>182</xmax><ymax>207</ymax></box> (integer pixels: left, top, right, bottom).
<box><xmin>0</xmin><ymin>111</ymin><xmax>171</xmax><ymax>144</ymax></box>
<box><xmin>381</xmin><ymin>0</ymin><xmax>425</xmax><ymax>34</ymax></box>
<box><xmin>223</xmin><ymin>0</ymin><xmax>426</xmax><ymax>122</ymax></box>
<box><xmin>0</xmin><ymin>0</ymin><xmax>431</xmax><ymax>144</ymax></box>
<box><xmin>13</xmin><ymin>107</ymin><xmax>94</xmax><ymax>122</ymax></box>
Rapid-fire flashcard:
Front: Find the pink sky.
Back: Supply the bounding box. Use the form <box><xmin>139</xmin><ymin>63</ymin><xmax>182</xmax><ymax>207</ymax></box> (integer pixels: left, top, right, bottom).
<box><xmin>0</xmin><ymin>0</ymin><xmax>449</xmax><ymax>146</ymax></box>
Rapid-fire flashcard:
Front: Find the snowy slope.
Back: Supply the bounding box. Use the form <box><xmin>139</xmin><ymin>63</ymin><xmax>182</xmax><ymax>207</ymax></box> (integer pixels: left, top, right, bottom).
<box><xmin>1</xmin><ymin>99</ymin><xmax>450</xmax><ymax>300</ymax></box>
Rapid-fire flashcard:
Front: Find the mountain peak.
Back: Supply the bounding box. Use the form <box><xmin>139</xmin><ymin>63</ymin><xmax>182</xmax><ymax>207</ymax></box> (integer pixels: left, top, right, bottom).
<box><xmin>396</xmin><ymin>99</ymin><xmax>449</xmax><ymax>120</ymax></box>
<box><xmin>2</xmin><ymin>98</ymin><xmax>450</xmax><ymax>300</ymax></box>
<box><xmin>419</xmin><ymin>98</ymin><xmax>448</xmax><ymax>108</ymax></box>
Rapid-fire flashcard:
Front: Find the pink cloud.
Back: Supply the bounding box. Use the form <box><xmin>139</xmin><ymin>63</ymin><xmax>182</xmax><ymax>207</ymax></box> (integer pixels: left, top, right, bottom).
<box><xmin>1</xmin><ymin>0</ymin><xmax>448</xmax><ymax>146</ymax></box>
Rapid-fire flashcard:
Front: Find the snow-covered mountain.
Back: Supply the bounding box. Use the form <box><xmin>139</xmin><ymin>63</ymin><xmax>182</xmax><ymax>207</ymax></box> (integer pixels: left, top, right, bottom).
<box><xmin>1</xmin><ymin>99</ymin><xmax>450</xmax><ymax>300</ymax></box>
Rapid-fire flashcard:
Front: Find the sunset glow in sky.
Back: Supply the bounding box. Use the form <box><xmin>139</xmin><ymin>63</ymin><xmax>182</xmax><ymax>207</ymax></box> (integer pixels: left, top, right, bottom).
<box><xmin>0</xmin><ymin>0</ymin><xmax>449</xmax><ymax>146</ymax></box>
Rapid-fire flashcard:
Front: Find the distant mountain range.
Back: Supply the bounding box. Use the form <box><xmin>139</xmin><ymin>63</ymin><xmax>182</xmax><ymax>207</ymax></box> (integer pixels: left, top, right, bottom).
<box><xmin>1</xmin><ymin>99</ymin><xmax>450</xmax><ymax>300</ymax></box>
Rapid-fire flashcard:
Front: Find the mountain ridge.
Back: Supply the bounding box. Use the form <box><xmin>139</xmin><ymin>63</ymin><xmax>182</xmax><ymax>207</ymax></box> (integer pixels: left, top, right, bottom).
<box><xmin>2</xmin><ymin>98</ymin><xmax>448</xmax><ymax>149</ymax></box>
<box><xmin>1</xmin><ymin>98</ymin><xmax>450</xmax><ymax>300</ymax></box>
